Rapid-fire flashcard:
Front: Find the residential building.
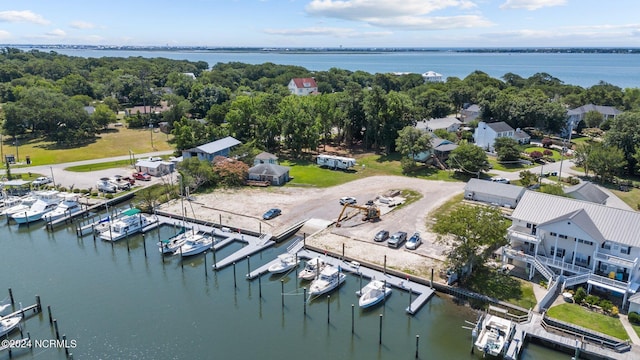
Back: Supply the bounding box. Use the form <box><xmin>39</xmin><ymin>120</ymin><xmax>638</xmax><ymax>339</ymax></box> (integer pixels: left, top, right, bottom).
<box><xmin>416</xmin><ymin>117</ymin><xmax>462</xmax><ymax>133</ymax></box>
<box><xmin>473</xmin><ymin>121</ymin><xmax>530</xmax><ymax>152</ymax></box>
<box><xmin>564</xmin><ymin>182</ymin><xmax>609</xmax><ymax>205</ymax></box>
<box><xmin>503</xmin><ymin>191</ymin><xmax>640</xmax><ymax>308</ymax></box>
<box><xmin>254</xmin><ymin>152</ymin><xmax>279</xmax><ymax>166</ymax></box>
<box><xmin>567</xmin><ymin>104</ymin><xmax>622</xmax><ymax>126</ymax></box>
<box><xmin>461</xmin><ymin>104</ymin><xmax>481</xmax><ymax>123</ymax></box>
<box><xmin>464</xmin><ymin>178</ymin><xmax>525</xmax><ymax>209</ymax></box>
<box><xmin>247</xmin><ymin>163</ymin><xmax>290</xmax><ymax>186</ymax></box>
<box><xmin>413</xmin><ymin>134</ymin><xmax>458</xmax><ymax>164</ymax></box>
<box><xmin>288</xmin><ymin>77</ymin><xmax>318</xmax><ymax>96</ymax></box>
<box><xmin>181</xmin><ymin>136</ymin><xmax>241</xmax><ymax>162</ymax></box>
<box><xmin>421</xmin><ymin>71</ymin><xmax>444</xmax><ymax>83</ymax></box>
<box><xmin>125</xmin><ymin>100</ymin><xmax>171</xmax><ymax>117</ymax></box>
<box><xmin>135</xmin><ymin>159</ymin><xmax>174</xmax><ymax>177</ymax></box>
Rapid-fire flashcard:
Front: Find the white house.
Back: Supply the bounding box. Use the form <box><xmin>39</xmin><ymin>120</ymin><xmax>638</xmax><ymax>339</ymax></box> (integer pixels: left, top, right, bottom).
<box><xmin>288</xmin><ymin>77</ymin><xmax>318</xmax><ymax>96</ymax></box>
<box><xmin>473</xmin><ymin>121</ymin><xmax>530</xmax><ymax>151</ymax></box>
<box><xmin>135</xmin><ymin>160</ymin><xmax>174</xmax><ymax>177</ymax></box>
<box><xmin>416</xmin><ymin>117</ymin><xmax>461</xmax><ymax>133</ymax></box>
<box><xmin>464</xmin><ymin>178</ymin><xmax>526</xmax><ymax>209</ymax></box>
<box><xmin>421</xmin><ymin>71</ymin><xmax>444</xmax><ymax>83</ymax></box>
<box><xmin>503</xmin><ymin>191</ymin><xmax>640</xmax><ymax>308</ymax></box>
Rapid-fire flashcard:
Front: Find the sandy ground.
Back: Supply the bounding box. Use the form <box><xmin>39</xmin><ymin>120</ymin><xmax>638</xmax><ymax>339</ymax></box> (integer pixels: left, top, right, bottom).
<box><xmin>157</xmin><ymin>176</ymin><xmax>466</xmax><ymax>279</ymax></box>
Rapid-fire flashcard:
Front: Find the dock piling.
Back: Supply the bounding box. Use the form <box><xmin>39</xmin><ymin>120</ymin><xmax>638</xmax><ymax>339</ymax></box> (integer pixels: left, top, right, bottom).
<box><xmin>63</xmin><ymin>335</ymin><xmax>69</xmax><ymax>356</ymax></box>
<box><xmin>47</xmin><ymin>305</ymin><xmax>53</xmax><ymax>324</ymax></box>
<box><xmin>35</xmin><ymin>295</ymin><xmax>41</xmax><ymax>312</ymax></box>
<box><xmin>258</xmin><ymin>276</ymin><xmax>262</xmax><ymax>298</ymax></box>
<box><xmin>342</xmin><ymin>243</ymin><xmax>345</xmax><ymax>260</ymax></box>
<box><xmin>408</xmin><ymin>288</ymin><xmax>412</xmax><ymax>313</ymax></box>
<box><xmin>53</xmin><ymin>319</ymin><xmax>60</xmax><ymax>340</ymax></box>
<box><xmin>281</xmin><ymin>280</ymin><xmax>284</xmax><ymax>308</ymax></box>
<box><xmin>212</xmin><ymin>247</ymin><xmax>217</xmax><ymax>270</ymax></box>
<box><xmin>351</xmin><ymin>304</ymin><xmax>355</xmax><ymax>334</ymax></box>
<box><xmin>415</xmin><ymin>335</ymin><xmax>420</xmax><ymax>358</ymax></box>
<box><xmin>430</xmin><ymin>268</ymin><xmax>434</xmax><ymax>289</ymax></box>
<box><xmin>126</xmin><ymin>234</ymin><xmax>130</xmax><ymax>253</ymax></box>
<box><xmin>303</xmin><ymin>288</ymin><xmax>307</xmax><ymax>315</ymax></box>
<box><xmin>327</xmin><ymin>295</ymin><xmax>331</xmax><ymax>324</ymax></box>
<box><xmin>8</xmin><ymin>288</ymin><xmax>14</xmax><ymax>306</ymax></box>
<box><xmin>180</xmin><ymin>247</ymin><xmax>184</xmax><ymax>269</ymax></box>
<box><xmin>247</xmin><ymin>255</ymin><xmax>251</xmax><ymax>276</ymax></box>
<box><xmin>384</xmin><ymin>255</ymin><xmax>387</xmax><ymax>275</ymax></box>
<box><xmin>142</xmin><ymin>233</ymin><xmax>147</xmax><ymax>258</ymax></box>
<box><xmin>379</xmin><ymin>314</ymin><xmax>383</xmax><ymax>345</ymax></box>
<box><xmin>204</xmin><ymin>251</ymin><xmax>208</xmax><ymax>278</ymax></box>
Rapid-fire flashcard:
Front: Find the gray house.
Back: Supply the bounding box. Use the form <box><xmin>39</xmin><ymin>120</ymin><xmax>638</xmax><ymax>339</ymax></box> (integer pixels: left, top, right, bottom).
<box><xmin>464</xmin><ymin>178</ymin><xmax>526</xmax><ymax>209</ymax></box>
<box><xmin>182</xmin><ymin>136</ymin><xmax>241</xmax><ymax>162</ymax></box>
<box><xmin>254</xmin><ymin>152</ymin><xmax>278</xmax><ymax>165</ymax></box>
<box><xmin>248</xmin><ymin>163</ymin><xmax>290</xmax><ymax>186</ymax></box>
<box><xmin>564</xmin><ymin>182</ymin><xmax>609</xmax><ymax>205</ymax></box>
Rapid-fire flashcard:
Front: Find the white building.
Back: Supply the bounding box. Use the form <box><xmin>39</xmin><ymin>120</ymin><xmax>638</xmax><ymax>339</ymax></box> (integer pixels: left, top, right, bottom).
<box><xmin>503</xmin><ymin>191</ymin><xmax>640</xmax><ymax>308</ymax></box>
<box><xmin>288</xmin><ymin>77</ymin><xmax>318</xmax><ymax>96</ymax></box>
<box><xmin>421</xmin><ymin>71</ymin><xmax>444</xmax><ymax>83</ymax></box>
<box><xmin>416</xmin><ymin>117</ymin><xmax>462</xmax><ymax>133</ymax></box>
<box><xmin>473</xmin><ymin>121</ymin><xmax>530</xmax><ymax>152</ymax></box>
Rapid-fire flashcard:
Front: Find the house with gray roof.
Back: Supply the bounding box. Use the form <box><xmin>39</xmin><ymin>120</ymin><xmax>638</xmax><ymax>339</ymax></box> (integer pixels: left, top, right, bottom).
<box><xmin>564</xmin><ymin>104</ymin><xmax>622</xmax><ymax>136</ymax></box>
<box><xmin>464</xmin><ymin>178</ymin><xmax>525</xmax><ymax>209</ymax></box>
<box><xmin>415</xmin><ymin>117</ymin><xmax>462</xmax><ymax>133</ymax></box>
<box><xmin>564</xmin><ymin>182</ymin><xmax>609</xmax><ymax>205</ymax></box>
<box><xmin>248</xmin><ymin>163</ymin><xmax>290</xmax><ymax>186</ymax></box>
<box><xmin>182</xmin><ymin>136</ymin><xmax>241</xmax><ymax>163</ymax></box>
<box><xmin>412</xmin><ymin>134</ymin><xmax>458</xmax><ymax>164</ymax></box>
<box><xmin>461</xmin><ymin>104</ymin><xmax>481</xmax><ymax>123</ymax></box>
<box><xmin>503</xmin><ymin>191</ymin><xmax>640</xmax><ymax>307</ymax></box>
<box><xmin>474</xmin><ymin>121</ymin><xmax>530</xmax><ymax>152</ymax></box>
<box><xmin>254</xmin><ymin>152</ymin><xmax>279</xmax><ymax>166</ymax></box>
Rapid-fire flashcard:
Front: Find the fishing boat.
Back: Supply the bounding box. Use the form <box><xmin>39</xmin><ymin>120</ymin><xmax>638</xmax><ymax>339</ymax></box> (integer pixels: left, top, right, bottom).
<box><xmin>474</xmin><ymin>314</ymin><xmax>516</xmax><ymax>357</ymax></box>
<box><xmin>357</xmin><ymin>279</ymin><xmax>392</xmax><ymax>309</ymax></box>
<box><xmin>179</xmin><ymin>233</ymin><xmax>214</xmax><ymax>257</ymax></box>
<box><xmin>43</xmin><ymin>194</ymin><xmax>82</xmax><ymax>222</ymax></box>
<box><xmin>298</xmin><ymin>257</ymin><xmax>325</xmax><ymax>280</ymax></box>
<box><xmin>99</xmin><ymin>208</ymin><xmax>157</xmax><ymax>241</ymax></box>
<box><xmin>0</xmin><ymin>195</ymin><xmax>38</xmax><ymax>217</ymax></box>
<box><xmin>268</xmin><ymin>253</ymin><xmax>299</xmax><ymax>274</ymax></box>
<box><xmin>11</xmin><ymin>191</ymin><xmax>61</xmax><ymax>224</ymax></box>
<box><xmin>0</xmin><ymin>315</ymin><xmax>21</xmax><ymax>337</ymax></box>
<box><xmin>308</xmin><ymin>265</ymin><xmax>346</xmax><ymax>298</ymax></box>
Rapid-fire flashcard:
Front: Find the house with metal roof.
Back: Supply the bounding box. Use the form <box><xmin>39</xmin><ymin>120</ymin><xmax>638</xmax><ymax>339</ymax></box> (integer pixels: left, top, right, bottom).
<box><xmin>247</xmin><ymin>163</ymin><xmax>290</xmax><ymax>186</ymax></box>
<box><xmin>421</xmin><ymin>70</ymin><xmax>444</xmax><ymax>83</ymax></box>
<box><xmin>181</xmin><ymin>136</ymin><xmax>241</xmax><ymax>163</ymax></box>
<box><xmin>564</xmin><ymin>182</ymin><xmax>609</xmax><ymax>205</ymax></box>
<box><xmin>474</xmin><ymin>121</ymin><xmax>530</xmax><ymax>152</ymax></box>
<box><xmin>503</xmin><ymin>191</ymin><xmax>640</xmax><ymax>308</ymax></box>
<box><xmin>288</xmin><ymin>77</ymin><xmax>318</xmax><ymax>96</ymax></box>
<box><xmin>461</xmin><ymin>104</ymin><xmax>481</xmax><ymax>123</ymax></box>
<box><xmin>464</xmin><ymin>178</ymin><xmax>526</xmax><ymax>209</ymax></box>
<box><xmin>135</xmin><ymin>159</ymin><xmax>175</xmax><ymax>177</ymax></box>
<box><xmin>416</xmin><ymin>117</ymin><xmax>462</xmax><ymax>133</ymax></box>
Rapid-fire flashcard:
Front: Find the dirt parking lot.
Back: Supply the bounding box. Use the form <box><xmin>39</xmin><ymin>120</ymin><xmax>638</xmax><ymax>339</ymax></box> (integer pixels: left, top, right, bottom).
<box><xmin>158</xmin><ymin>175</ymin><xmax>465</xmax><ymax>278</ymax></box>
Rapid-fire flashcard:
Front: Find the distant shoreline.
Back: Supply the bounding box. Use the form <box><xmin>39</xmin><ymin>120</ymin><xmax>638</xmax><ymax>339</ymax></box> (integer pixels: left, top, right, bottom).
<box><xmin>3</xmin><ymin>45</ymin><xmax>640</xmax><ymax>54</ymax></box>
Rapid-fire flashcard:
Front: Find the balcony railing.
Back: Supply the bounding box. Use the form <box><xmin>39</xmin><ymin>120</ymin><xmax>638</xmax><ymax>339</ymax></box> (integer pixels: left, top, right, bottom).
<box><xmin>507</xmin><ymin>226</ymin><xmax>540</xmax><ymax>244</ymax></box>
<box><xmin>587</xmin><ymin>273</ymin><xmax>628</xmax><ymax>292</ymax></box>
<box><xmin>594</xmin><ymin>252</ymin><xmax>637</xmax><ymax>269</ymax></box>
<box><xmin>538</xmin><ymin>255</ymin><xmax>591</xmax><ymax>275</ymax></box>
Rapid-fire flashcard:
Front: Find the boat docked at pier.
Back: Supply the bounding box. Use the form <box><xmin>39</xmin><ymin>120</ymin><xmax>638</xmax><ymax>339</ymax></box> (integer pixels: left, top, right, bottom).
<box><xmin>0</xmin><ymin>195</ymin><xmax>38</xmax><ymax>217</ymax></box>
<box><xmin>43</xmin><ymin>194</ymin><xmax>82</xmax><ymax>222</ymax></box>
<box><xmin>268</xmin><ymin>253</ymin><xmax>299</xmax><ymax>274</ymax></box>
<box><xmin>308</xmin><ymin>265</ymin><xmax>346</xmax><ymax>298</ymax></box>
<box><xmin>357</xmin><ymin>279</ymin><xmax>392</xmax><ymax>309</ymax></box>
<box><xmin>179</xmin><ymin>233</ymin><xmax>214</xmax><ymax>257</ymax></box>
<box><xmin>0</xmin><ymin>315</ymin><xmax>21</xmax><ymax>337</ymax></box>
<box><xmin>11</xmin><ymin>191</ymin><xmax>61</xmax><ymax>224</ymax></box>
<box><xmin>158</xmin><ymin>227</ymin><xmax>190</xmax><ymax>254</ymax></box>
<box><xmin>474</xmin><ymin>314</ymin><xmax>516</xmax><ymax>357</ymax></box>
<box><xmin>99</xmin><ymin>208</ymin><xmax>157</xmax><ymax>241</ymax></box>
<box><xmin>298</xmin><ymin>257</ymin><xmax>325</xmax><ymax>280</ymax></box>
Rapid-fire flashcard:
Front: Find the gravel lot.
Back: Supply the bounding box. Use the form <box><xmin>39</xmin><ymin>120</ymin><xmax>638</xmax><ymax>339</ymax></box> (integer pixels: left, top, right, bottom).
<box><xmin>158</xmin><ymin>175</ymin><xmax>465</xmax><ymax>278</ymax></box>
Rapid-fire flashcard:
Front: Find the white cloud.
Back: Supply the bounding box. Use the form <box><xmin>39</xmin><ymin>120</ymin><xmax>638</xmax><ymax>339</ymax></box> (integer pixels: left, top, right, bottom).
<box><xmin>45</xmin><ymin>28</ymin><xmax>66</xmax><ymax>37</ymax></box>
<box><xmin>264</xmin><ymin>26</ymin><xmax>392</xmax><ymax>38</ymax></box>
<box><xmin>70</xmin><ymin>21</ymin><xmax>96</xmax><ymax>29</ymax></box>
<box><xmin>0</xmin><ymin>10</ymin><xmax>50</xmax><ymax>25</ymax></box>
<box><xmin>0</xmin><ymin>30</ymin><xmax>11</xmax><ymax>40</ymax></box>
<box><xmin>500</xmin><ymin>0</ymin><xmax>566</xmax><ymax>11</ymax></box>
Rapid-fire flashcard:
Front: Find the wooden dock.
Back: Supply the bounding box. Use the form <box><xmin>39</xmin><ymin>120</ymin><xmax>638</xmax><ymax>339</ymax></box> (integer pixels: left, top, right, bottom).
<box><xmin>246</xmin><ymin>244</ymin><xmax>436</xmax><ymax>315</ymax></box>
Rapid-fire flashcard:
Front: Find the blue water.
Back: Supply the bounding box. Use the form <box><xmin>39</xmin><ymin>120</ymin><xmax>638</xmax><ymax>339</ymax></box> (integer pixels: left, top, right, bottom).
<box><xmin>25</xmin><ymin>47</ymin><xmax>640</xmax><ymax>88</ymax></box>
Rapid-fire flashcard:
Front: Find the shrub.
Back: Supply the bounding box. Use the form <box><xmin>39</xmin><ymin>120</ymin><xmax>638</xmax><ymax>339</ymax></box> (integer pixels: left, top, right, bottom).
<box><xmin>610</xmin><ymin>306</ymin><xmax>619</xmax><ymax>317</ymax></box>
<box><xmin>599</xmin><ymin>299</ymin><xmax>613</xmax><ymax>313</ymax></box>
<box><xmin>574</xmin><ymin>287</ymin><xmax>587</xmax><ymax>304</ymax></box>
<box><xmin>539</xmin><ymin>280</ymin><xmax>547</xmax><ymax>288</ymax></box>
<box><xmin>542</xmin><ymin>138</ymin><xmax>553</xmax><ymax>148</ymax></box>
<box><xmin>585</xmin><ymin>295</ymin><xmax>600</xmax><ymax>307</ymax></box>
<box><xmin>543</xmin><ymin>149</ymin><xmax>553</xmax><ymax>156</ymax></box>
<box><xmin>529</xmin><ymin>151</ymin><xmax>543</xmax><ymax>159</ymax></box>
<box><xmin>105</xmin><ymin>194</ymin><xmax>114</xmax><ymax>199</ymax></box>
<box><xmin>629</xmin><ymin>312</ymin><xmax>640</xmax><ymax>324</ymax></box>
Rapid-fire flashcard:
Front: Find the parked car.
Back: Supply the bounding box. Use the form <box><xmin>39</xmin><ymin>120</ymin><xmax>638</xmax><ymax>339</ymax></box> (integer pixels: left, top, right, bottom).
<box><xmin>491</xmin><ymin>177</ymin><xmax>510</xmax><ymax>184</ymax></box>
<box><xmin>110</xmin><ymin>178</ymin><xmax>131</xmax><ymax>190</ymax></box>
<box><xmin>32</xmin><ymin>176</ymin><xmax>52</xmax><ymax>186</ymax></box>
<box><xmin>262</xmin><ymin>208</ymin><xmax>281</xmax><ymax>220</ymax></box>
<box><xmin>405</xmin><ymin>232</ymin><xmax>422</xmax><ymax>250</ymax></box>
<box><xmin>122</xmin><ymin>176</ymin><xmax>136</xmax><ymax>185</ymax></box>
<box><xmin>373</xmin><ymin>230</ymin><xmax>389</xmax><ymax>242</ymax></box>
<box><xmin>132</xmin><ymin>172</ymin><xmax>151</xmax><ymax>181</ymax></box>
<box><xmin>339</xmin><ymin>196</ymin><xmax>357</xmax><ymax>205</ymax></box>
<box><xmin>96</xmin><ymin>179</ymin><xmax>117</xmax><ymax>193</ymax></box>
<box><xmin>387</xmin><ymin>231</ymin><xmax>407</xmax><ymax>248</ymax></box>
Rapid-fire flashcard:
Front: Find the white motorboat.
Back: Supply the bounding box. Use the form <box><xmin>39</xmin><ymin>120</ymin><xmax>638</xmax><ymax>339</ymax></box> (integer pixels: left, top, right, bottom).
<box><xmin>0</xmin><ymin>315</ymin><xmax>21</xmax><ymax>337</ymax></box>
<box><xmin>268</xmin><ymin>253</ymin><xmax>300</xmax><ymax>274</ymax></box>
<box><xmin>11</xmin><ymin>191</ymin><xmax>61</xmax><ymax>224</ymax></box>
<box><xmin>157</xmin><ymin>228</ymin><xmax>190</xmax><ymax>254</ymax></box>
<box><xmin>357</xmin><ymin>279</ymin><xmax>392</xmax><ymax>309</ymax></box>
<box><xmin>0</xmin><ymin>196</ymin><xmax>37</xmax><ymax>217</ymax></box>
<box><xmin>298</xmin><ymin>257</ymin><xmax>326</xmax><ymax>280</ymax></box>
<box><xmin>308</xmin><ymin>265</ymin><xmax>346</xmax><ymax>298</ymax></box>
<box><xmin>179</xmin><ymin>233</ymin><xmax>213</xmax><ymax>257</ymax></box>
<box><xmin>99</xmin><ymin>208</ymin><xmax>157</xmax><ymax>241</ymax></box>
<box><xmin>474</xmin><ymin>314</ymin><xmax>516</xmax><ymax>357</ymax></box>
<box><xmin>43</xmin><ymin>194</ymin><xmax>82</xmax><ymax>222</ymax></box>
<box><xmin>0</xmin><ymin>196</ymin><xmax>21</xmax><ymax>211</ymax></box>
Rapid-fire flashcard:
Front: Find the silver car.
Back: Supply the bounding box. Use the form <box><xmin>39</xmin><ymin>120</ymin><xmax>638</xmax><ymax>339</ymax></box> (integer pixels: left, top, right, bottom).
<box><xmin>387</xmin><ymin>231</ymin><xmax>407</xmax><ymax>248</ymax></box>
<box><xmin>405</xmin><ymin>232</ymin><xmax>421</xmax><ymax>250</ymax></box>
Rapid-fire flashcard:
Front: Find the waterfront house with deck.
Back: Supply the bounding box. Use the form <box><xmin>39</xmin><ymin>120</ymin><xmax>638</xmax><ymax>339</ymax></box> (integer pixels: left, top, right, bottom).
<box><xmin>502</xmin><ymin>191</ymin><xmax>640</xmax><ymax>309</ymax></box>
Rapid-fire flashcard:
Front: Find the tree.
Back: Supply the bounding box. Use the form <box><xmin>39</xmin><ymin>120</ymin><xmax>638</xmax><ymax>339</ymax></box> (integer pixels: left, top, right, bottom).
<box><xmin>447</xmin><ymin>141</ymin><xmax>489</xmax><ymax>175</ymax></box>
<box><xmin>573</xmin><ymin>142</ymin><xmax>593</xmax><ymax>176</ymax></box>
<box><xmin>604</xmin><ymin>111</ymin><xmax>640</xmax><ymax>175</ymax></box>
<box><xmin>177</xmin><ymin>157</ymin><xmax>215</xmax><ymax>192</ymax></box>
<box><xmin>540</xmin><ymin>184</ymin><xmax>567</xmax><ymax>197</ymax></box>
<box><xmin>433</xmin><ymin>205</ymin><xmax>509</xmax><ymax>275</ymax></box>
<box><xmin>494</xmin><ymin>137</ymin><xmax>521</xmax><ymax>162</ymax></box>
<box><xmin>584</xmin><ymin>110</ymin><xmax>604</xmax><ymax>128</ymax></box>
<box><xmin>91</xmin><ymin>103</ymin><xmax>117</xmax><ymax>129</ymax></box>
<box><xmin>212</xmin><ymin>156</ymin><xmax>248</xmax><ymax>187</ymax></box>
<box><xmin>519</xmin><ymin>170</ymin><xmax>538</xmax><ymax>187</ymax></box>
<box><xmin>588</xmin><ymin>143</ymin><xmax>626</xmax><ymax>183</ymax></box>
<box><xmin>395</xmin><ymin>126</ymin><xmax>433</xmax><ymax>171</ymax></box>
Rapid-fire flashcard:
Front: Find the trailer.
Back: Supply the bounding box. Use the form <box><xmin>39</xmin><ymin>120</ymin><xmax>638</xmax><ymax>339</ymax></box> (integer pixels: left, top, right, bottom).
<box><xmin>316</xmin><ymin>154</ymin><xmax>356</xmax><ymax>170</ymax></box>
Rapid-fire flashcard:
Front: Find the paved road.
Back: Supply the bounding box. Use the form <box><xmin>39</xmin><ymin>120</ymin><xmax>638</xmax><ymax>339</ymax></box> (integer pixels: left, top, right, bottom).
<box><xmin>1</xmin><ymin>150</ymin><xmax>174</xmax><ymax>190</ymax></box>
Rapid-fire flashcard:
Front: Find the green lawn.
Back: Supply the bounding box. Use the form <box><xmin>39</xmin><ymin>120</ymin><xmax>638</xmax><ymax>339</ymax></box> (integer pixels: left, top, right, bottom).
<box><xmin>611</xmin><ymin>188</ymin><xmax>640</xmax><ymax>210</ymax></box>
<box><xmin>464</xmin><ymin>267</ymin><xmax>537</xmax><ymax>310</ymax></box>
<box><xmin>2</xmin><ymin>127</ymin><xmax>173</xmax><ymax>167</ymax></box>
<box><xmin>546</xmin><ymin>303</ymin><xmax>628</xmax><ymax>340</ymax></box>
<box><xmin>65</xmin><ymin>159</ymin><xmax>136</xmax><ymax>172</ymax></box>
<box><xmin>488</xmin><ymin>157</ymin><xmax>531</xmax><ymax>172</ymax></box>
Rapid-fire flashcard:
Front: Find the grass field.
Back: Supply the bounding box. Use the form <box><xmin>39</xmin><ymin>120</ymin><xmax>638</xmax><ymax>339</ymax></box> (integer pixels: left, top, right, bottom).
<box><xmin>546</xmin><ymin>303</ymin><xmax>628</xmax><ymax>340</ymax></box>
<box><xmin>3</xmin><ymin>127</ymin><xmax>173</xmax><ymax>166</ymax></box>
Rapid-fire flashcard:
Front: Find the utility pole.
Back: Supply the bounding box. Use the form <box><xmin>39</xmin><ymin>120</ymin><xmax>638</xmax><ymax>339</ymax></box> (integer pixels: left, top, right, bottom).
<box><xmin>557</xmin><ymin>120</ymin><xmax>574</xmax><ymax>184</ymax></box>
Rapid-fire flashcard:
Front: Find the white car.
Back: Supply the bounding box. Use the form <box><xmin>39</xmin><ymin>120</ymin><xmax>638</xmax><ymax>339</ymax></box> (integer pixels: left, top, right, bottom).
<box><xmin>32</xmin><ymin>176</ymin><xmax>52</xmax><ymax>186</ymax></box>
<box><xmin>339</xmin><ymin>196</ymin><xmax>357</xmax><ymax>205</ymax></box>
<box><xmin>491</xmin><ymin>177</ymin><xmax>510</xmax><ymax>184</ymax></box>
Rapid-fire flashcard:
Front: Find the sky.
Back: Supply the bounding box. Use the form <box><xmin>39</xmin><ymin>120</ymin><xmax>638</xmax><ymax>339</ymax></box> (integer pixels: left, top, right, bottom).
<box><xmin>0</xmin><ymin>0</ymin><xmax>639</xmax><ymax>48</ymax></box>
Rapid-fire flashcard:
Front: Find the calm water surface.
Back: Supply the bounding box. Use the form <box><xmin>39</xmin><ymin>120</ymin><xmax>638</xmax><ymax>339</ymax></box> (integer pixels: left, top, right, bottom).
<box><xmin>0</xmin><ymin>211</ymin><xmax>567</xmax><ymax>359</ymax></box>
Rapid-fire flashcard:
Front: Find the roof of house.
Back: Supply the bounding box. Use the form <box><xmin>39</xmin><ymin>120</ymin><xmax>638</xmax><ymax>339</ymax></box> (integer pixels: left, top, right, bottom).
<box><xmin>248</xmin><ymin>163</ymin><xmax>290</xmax><ymax>177</ymax></box>
<box><xmin>568</xmin><ymin>104</ymin><xmax>622</xmax><ymax>117</ymax></box>
<box><xmin>421</xmin><ymin>117</ymin><xmax>461</xmax><ymax>130</ymax></box>
<box><xmin>127</xmin><ymin>101</ymin><xmax>171</xmax><ymax>115</ymax></box>
<box><xmin>464</xmin><ymin>104</ymin><xmax>481</xmax><ymax>113</ymax></box>
<box><xmin>629</xmin><ymin>291</ymin><xmax>640</xmax><ymax>304</ymax></box>
<box><xmin>464</xmin><ymin>178</ymin><xmax>526</xmax><ymax>200</ymax></box>
<box><xmin>255</xmin><ymin>152</ymin><xmax>278</xmax><ymax>160</ymax></box>
<box><xmin>422</xmin><ymin>71</ymin><xmax>442</xmax><ymax>77</ymax></box>
<box><xmin>564</xmin><ymin>182</ymin><xmax>609</xmax><ymax>204</ymax></box>
<box><xmin>135</xmin><ymin>160</ymin><xmax>172</xmax><ymax>169</ymax></box>
<box><xmin>187</xmin><ymin>136</ymin><xmax>241</xmax><ymax>154</ymax></box>
<box><xmin>290</xmin><ymin>77</ymin><xmax>317</xmax><ymax>89</ymax></box>
<box><xmin>511</xmin><ymin>191</ymin><xmax>640</xmax><ymax>247</ymax></box>
<box><xmin>514</xmin><ymin>129</ymin><xmax>530</xmax><ymax>140</ymax></box>
<box><xmin>486</xmin><ymin>121</ymin><xmax>514</xmax><ymax>133</ymax></box>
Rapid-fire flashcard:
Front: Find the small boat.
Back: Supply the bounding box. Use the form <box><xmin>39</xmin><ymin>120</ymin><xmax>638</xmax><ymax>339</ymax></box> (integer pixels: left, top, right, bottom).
<box><xmin>474</xmin><ymin>314</ymin><xmax>516</xmax><ymax>357</ymax></box>
<box><xmin>357</xmin><ymin>279</ymin><xmax>392</xmax><ymax>309</ymax></box>
<box><xmin>0</xmin><ymin>315</ymin><xmax>21</xmax><ymax>337</ymax></box>
<box><xmin>179</xmin><ymin>233</ymin><xmax>213</xmax><ymax>257</ymax></box>
<box><xmin>11</xmin><ymin>191</ymin><xmax>62</xmax><ymax>224</ymax></box>
<box><xmin>0</xmin><ymin>196</ymin><xmax>38</xmax><ymax>217</ymax></box>
<box><xmin>99</xmin><ymin>208</ymin><xmax>157</xmax><ymax>241</ymax></box>
<box><xmin>43</xmin><ymin>194</ymin><xmax>82</xmax><ymax>222</ymax></box>
<box><xmin>157</xmin><ymin>227</ymin><xmax>190</xmax><ymax>254</ymax></box>
<box><xmin>308</xmin><ymin>265</ymin><xmax>346</xmax><ymax>298</ymax></box>
<box><xmin>268</xmin><ymin>253</ymin><xmax>300</xmax><ymax>274</ymax></box>
<box><xmin>298</xmin><ymin>257</ymin><xmax>325</xmax><ymax>280</ymax></box>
